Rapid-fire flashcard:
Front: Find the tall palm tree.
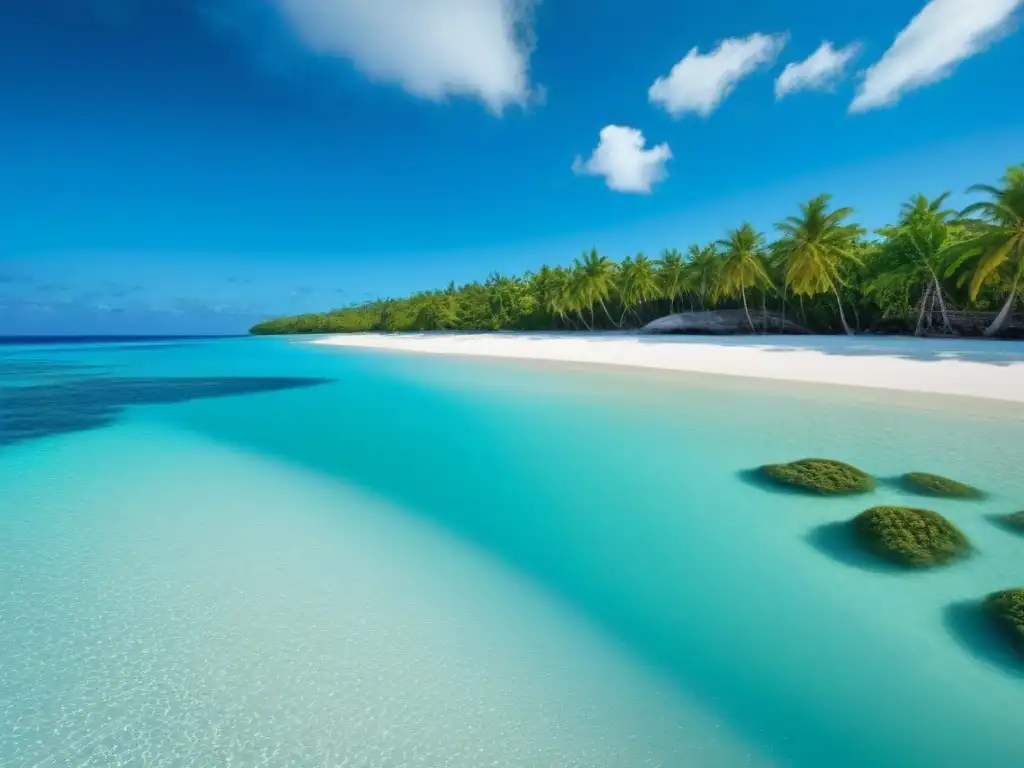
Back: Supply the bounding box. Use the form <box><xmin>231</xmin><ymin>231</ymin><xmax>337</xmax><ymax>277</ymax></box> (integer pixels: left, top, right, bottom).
<box><xmin>617</xmin><ymin>253</ymin><xmax>660</xmax><ymax>327</ymax></box>
<box><xmin>656</xmin><ymin>248</ymin><xmax>686</xmax><ymax>313</ymax></box>
<box><xmin>573</xmin><ymin>248</ymin><xmax>619</xmax><ymax>328</ymax></box>
<box><xmin>868</xmin><ymin>193</ymin><xmax>961</xmax><ymax>335</ymax></box>
<box><xmin>716</xmin><ymin>224</ymin><xmax>773</xmax><ymax>332</ymax></box>
<box><xmin>774</xmin><ymin>194</ymin><xmax>865</xmax><ymax>335</ymax></box>
<box><xmin>685</xmin><ymin>243</ymin><xmax>721</xmax><ymax>310</ymax></box>
<box><xmin>946</xmin><ymin>164</ymin><xmax>1024</xmax><ymax>336</ymax></box>
<box><xmin>546</xmin><ymin>266</ymin><xmax>575</xmax><ymax>328</ymax></box>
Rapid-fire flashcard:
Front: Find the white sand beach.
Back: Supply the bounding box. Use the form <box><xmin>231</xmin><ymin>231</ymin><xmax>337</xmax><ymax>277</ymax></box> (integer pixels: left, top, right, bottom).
<box><xmin>313</xmin><ymin>332</ymin><xmax>1024</xmax><ymax>404</ymax></box>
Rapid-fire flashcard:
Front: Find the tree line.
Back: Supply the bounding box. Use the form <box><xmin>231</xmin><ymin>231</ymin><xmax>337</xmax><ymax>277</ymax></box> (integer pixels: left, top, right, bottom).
<box><xmin>251</xmin><ymin>163</ymin><xmax>1024</xmax><ymax>338</ymax></box>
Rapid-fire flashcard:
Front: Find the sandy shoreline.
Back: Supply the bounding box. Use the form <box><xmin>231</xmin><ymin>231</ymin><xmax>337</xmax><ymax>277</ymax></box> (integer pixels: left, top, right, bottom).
<box><xmin>311</xmin><ymin>332</ymin><xmax>1024</xmax><ymax>404</ymax></box>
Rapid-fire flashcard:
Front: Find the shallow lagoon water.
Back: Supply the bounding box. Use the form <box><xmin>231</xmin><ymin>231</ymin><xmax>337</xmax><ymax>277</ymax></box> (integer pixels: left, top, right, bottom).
<box><xmin>1</xmin><ymin>335</ymin><xmax>1023</xmax><ymax>767</ymax></box>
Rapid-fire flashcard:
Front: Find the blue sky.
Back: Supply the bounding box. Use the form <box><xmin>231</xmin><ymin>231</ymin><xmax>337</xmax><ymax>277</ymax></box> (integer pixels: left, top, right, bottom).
<box><xmin>2</xmin><ymin>0</ymin><xmax>1022</xmax><ymax>334</ymax></box>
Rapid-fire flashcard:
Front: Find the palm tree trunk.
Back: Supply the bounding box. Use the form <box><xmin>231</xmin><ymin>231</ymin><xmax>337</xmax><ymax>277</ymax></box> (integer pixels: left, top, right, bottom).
<box><xmin>983</xmin><ymin>274</ymin><xmax>1020</xmax><ymax>337</ymax></box>
<box><xmin>831</xmin><ymin>283</ymin><xmax>853</xmax><ymax>335</ymax></box>
<box><xmin>931</xmin><ymin>275</ymin><xmax>954</xmax><ymax>335</ymax></box>
<box><xmin>598</xmin><ymin>298</ymin><xmax>619</xmax><ymax>329</ymax></box>
<box><xmin>915</xmin><ymin>283</ymin><xmax>931</xmax><ymax>337</ymax></box>
<box><xmin>740</xmin><ymin>287</ymin><xmax>754</xmax><ymax>333</ymax></box>
<box><xmin>577</xmin><ymin>309</ymin><xmax>591</xmax><ymax>330</ymax></box>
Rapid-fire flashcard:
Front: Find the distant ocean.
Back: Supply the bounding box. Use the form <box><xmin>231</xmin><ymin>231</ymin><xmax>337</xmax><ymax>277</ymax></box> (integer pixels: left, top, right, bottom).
<box><xmin>1</xmin><ymin>335</ymin><xmax>1022</xmax><ymax>767</ymax></box>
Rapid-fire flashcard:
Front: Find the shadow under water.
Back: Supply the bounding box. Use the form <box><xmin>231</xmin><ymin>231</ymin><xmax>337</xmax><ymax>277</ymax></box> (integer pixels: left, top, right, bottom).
<box><xmin>943</xmin><ymin>600</ymin><xmax>1024</xmax><ymax>680</ymax></box>
<box><xmin>987</xmin><ymin>513</ymin><xmax>1024</xmax><ymax>537</ymax></box>
<box><xmin>804</xmin><ymin>521</ymin><xmax>903</xmax><ymax>575</ymax></box>
<box><xmin>0</xmin><ymin>359</ymin><xmax>102</xmax><ymax>378</ymax></box>
<box><xmin>0</xmin><ymin>375</ymin><xmax>331</xmax><ymax>447</ymax></box>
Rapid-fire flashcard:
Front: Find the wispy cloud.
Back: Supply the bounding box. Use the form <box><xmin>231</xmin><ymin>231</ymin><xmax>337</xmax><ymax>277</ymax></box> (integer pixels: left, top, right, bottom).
<box><xmin>251</xmin><ymin>0</ymin><xmax>542</xmax><ymax>113</ymax></box>
<box><xmin>775</xmin><ymin>41</ymin><xmax>861</xmax><ymax>99</ymax></box>
<box><xmin>649</xmin><ymin>32</ymin><xmax>788</xmax><ymax>117</ymax></box>
<box><xmin>573</xmin><ymin>125</ymin><xmax>672</xmax><ymax>194</ymax></box>
<box><xmin>851</xmin><ymin>0</ymin><xmax>1022</xmax><ymax>113</ymax></box>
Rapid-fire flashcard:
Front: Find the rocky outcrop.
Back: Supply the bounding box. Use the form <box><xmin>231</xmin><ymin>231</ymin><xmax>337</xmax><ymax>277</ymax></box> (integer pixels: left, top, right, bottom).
<box><xmin>640</xmin><ymin>309</ymin><xmax>808</xmax><ymax>335</ymax></box>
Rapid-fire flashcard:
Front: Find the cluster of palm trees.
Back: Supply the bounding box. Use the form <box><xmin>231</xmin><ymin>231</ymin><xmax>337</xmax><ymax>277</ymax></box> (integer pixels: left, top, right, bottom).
<box><xmin>251</xmin><ymin>164</ymin><xmax>1024</xmax><ymax>338</ymax></box>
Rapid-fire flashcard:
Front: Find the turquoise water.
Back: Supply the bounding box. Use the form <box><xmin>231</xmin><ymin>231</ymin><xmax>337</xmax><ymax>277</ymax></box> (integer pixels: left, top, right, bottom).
<box><xmin>1</xmin><ymin>336</ymin><xmax>1022</xmax><ymax>767</ymax></box>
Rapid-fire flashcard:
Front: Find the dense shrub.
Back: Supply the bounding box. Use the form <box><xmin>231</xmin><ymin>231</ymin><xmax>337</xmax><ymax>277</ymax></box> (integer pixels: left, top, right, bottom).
<box><xmin>759</xmin><ymin>459</ymin><xmax>875</xmax><ymax>495</ymax></box>
<box><xmin>984</xmin><ymin>589</ymin><xmax>1024</xmax><ymax>656</ymax></box>
<box><xmin>851</xmin><ymin>506</ymin><xmax>970</xmax><ymax>566</ymax></box>
<box><xmin>901</xmin><ymin>472</ymin><xmax>984</xmax><ymax>499</ymax></box>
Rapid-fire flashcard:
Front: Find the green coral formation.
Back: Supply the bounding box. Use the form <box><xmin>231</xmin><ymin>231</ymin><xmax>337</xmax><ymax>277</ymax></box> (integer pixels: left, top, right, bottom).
<box><xmin>851</xmin><ymin>506</ymin><xmax>970</xmax><ymax>567</ymax></box>
<box><xmin>759</xmin><ymin>459</ymin><xmax>876</xmax><ymax>495</ymax></box>
<box><xmin>984</xmin><ymin>589</ymin><xmax>1024</xmax><ymax>656</ymax></box>
<box><xmin>901</xmin><ymin>472</ymin><xmax>984</xmax><ymax>499</ymax></box>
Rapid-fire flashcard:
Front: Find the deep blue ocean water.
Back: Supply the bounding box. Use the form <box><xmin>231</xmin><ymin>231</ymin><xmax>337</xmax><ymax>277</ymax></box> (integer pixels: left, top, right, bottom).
<box><xmin>1</xmin><ymin>335</ymin><xmax>1022</xmax><ymax>767</ymax></box>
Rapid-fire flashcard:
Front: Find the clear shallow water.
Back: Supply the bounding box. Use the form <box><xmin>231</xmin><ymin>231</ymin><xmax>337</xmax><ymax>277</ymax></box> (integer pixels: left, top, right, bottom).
<box><xmin>1</xmin><ymin>336</ymin><xmax>1023</xmax><ymax>767</ymax></box>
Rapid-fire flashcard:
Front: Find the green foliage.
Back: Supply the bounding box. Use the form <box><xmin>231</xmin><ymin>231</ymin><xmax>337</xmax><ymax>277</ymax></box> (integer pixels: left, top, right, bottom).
<box><xmin>249</xmin><ymin>164</ymin><xmax>1024</xmax><ymax>337</ymax></box>
<box><xmin>984</xmin><ymin>589</ymin><xmax>1024</xmax><ymax>655</ymax></box>
<box><xmin>759</xmin><ymin>458</ymin><xmax>876</xmax><ymax>495</ymax></box>
<box><xmin>945</xmin><ymin>164</ymin><xmax>1024</xmax><ymax>335</ymax></box>
<box><xmin>851</xmin><ymin>506</ymin><xmax>971</xmax><ymax>567</ymax></box>
<box><xmin>773</xmin><ymin>194</ymin><xmax>865</xmax><ymax>333</ymax></box>
<box><xmin>901</xmin><ymin>472</ymin><xmax>984</xmax><ymax>499</ymax></box>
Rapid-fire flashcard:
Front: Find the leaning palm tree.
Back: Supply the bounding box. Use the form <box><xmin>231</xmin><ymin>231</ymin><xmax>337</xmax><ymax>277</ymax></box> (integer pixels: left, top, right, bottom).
<box><xmin>546</xmin><ymin>266</ymin><xmax>575</xmax><ymax>328</ymax></box>
<box><xmin>568</xmin><ymin>264</ymin><xmax>593</xmax><ymax>329</ymax></box>
<box><xmin>573</xmin><ymin>248</ymin><xmax>619</xmax><ymax>328</ymax></box>
<box><xmin>685</xmin><ymin>243</ymin><xmax>721</xmax><ymax>310</ymax></box>
<box><xmin>774</xmin><ymin>194</ymin><xmax>865</xmax><ymax>335</ymax></box>
<box><xmin>868</xmin><ymin>193</ymin><xmax>961</xmax><ymax>335</ymax></box>
<box><xmin>617</xmin><ymin>253</ymin><xmax>660</xmax><ymax>327</ymax></box>
<box><xmin>945</xmin><ymin>164</ymin><xmax>1024</xmax><ymax>336</ymax></box>
<box><xmin>716</xmin><ymin>224</ymin><xmax>774</xmax><ymax>332</ymax></box>
<box><xmin>656</xmin><ymin>248</ymin><xmax>686</xmax><ymax>313</ymax></box>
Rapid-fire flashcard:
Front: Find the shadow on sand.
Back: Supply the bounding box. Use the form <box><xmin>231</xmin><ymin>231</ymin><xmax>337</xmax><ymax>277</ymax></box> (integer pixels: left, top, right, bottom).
<box><xmin>943</xmin><ymin>600</ymin><xmax>1024</xmax><ymax>680</ymax></box>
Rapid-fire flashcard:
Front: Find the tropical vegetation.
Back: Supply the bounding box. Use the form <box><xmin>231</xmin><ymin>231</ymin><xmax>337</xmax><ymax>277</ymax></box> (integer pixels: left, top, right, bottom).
<box><xmin>900</xmin><ymin>472</ymin><xmax>984</xmax><ymax>499</ymax></box>
<box><xmin>850</xmin><ymin>506</ymin><xmax>971</xmax><ymax>567</ymax></box>
<box><xmin>759</xmin><ymin>458</ymin><xmax>875</xmax><ymax>495</ymax></box>
<box><xmin>984</xmin><ymin>589</ymin><xmax>1024</xmax><ymax>655</ymax></box>
<box><xmin>251</xmin><ymin>164</ymin><xmax>1024</xmax><ymax>337</ymax></box>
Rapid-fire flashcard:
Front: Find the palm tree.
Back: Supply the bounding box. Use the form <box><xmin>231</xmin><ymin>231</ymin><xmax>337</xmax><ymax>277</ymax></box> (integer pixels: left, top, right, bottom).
<box><xmin>656</xmin><ymin>248</ymin><xmax>686</xmax><ymax>313</ymax></box>
<box><xmin>868</xmin><ymin>193</ymin><xmax>961</xmax><ymax>335</ymax></box>
<box><xmin>541</xmin><ymin>266</ymin><xmax>575</xmax><ymax>328</ymax></box>
<box><xmin>774</xmin><ymin>194</ymin><xmax>865</xmax><ymax>335</ymax></box>
<box><xmin>569</xmin><ymin>264</ymin><xmax>593</xmax><ymax>329</ymax></box>
<box><xmin>572</xmin><ymin>248</ymin><xmax>619</xmax><ymax>328</ymax></box>
<box><xmin>716</xmin><ymin>224</ymin><xmax>773</xmax><ymax>332</ymax></box>
<box><xmin>946</xmin><ymin>164</ymin><xmax>1024</xmax><ymax>336</ymax></box>
<box><xmin>685</xmin><ymin>243</ymin><xmax>721</xmax><ymax>310</ymax></box>
<box><xmin>617</xmin><ymin>253</ymin><xmax>660</xmax><ymax>327</ymax></box>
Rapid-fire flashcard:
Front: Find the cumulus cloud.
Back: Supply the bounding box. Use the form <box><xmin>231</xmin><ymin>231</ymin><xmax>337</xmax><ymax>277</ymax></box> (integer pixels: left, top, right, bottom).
<box><xmin>267</xmin><ymin>0</ymin><xmax>539</xmax><ymax>112</ymax></box>
<box><xmin>649</xmin><ymin>33</ymin><xmax>788</xmax><ymax>117</ymax></box>
<box><xmin>775</xmin><ymin>41</ymin><xmax>861</xmax><ymax>98</ymax></box>
<box><xmin>851</xmin><ymin>0</ymin><xmax>1022</xmax><ymax>113</ymax></box>
<box><xmin>572</xmin><ymin>126</ymin><xmax>672</xmax><ymax>194</ymax></box>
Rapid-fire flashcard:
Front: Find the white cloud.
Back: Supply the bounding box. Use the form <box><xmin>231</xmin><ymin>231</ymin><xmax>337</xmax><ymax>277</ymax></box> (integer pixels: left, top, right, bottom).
<box><xmin>649</xmin><ymin>33</ymin><xmax>788</xmax><ymax>118</ymax></box>
<box><xmin>269</xmin><ymin>0</ymin><xmax>539</xmax><ymax>112</ymax></box>
<box><xmin>851</xmin><ymin>0</ymin><xmax>1022</xmax><ymax>113</ymax></box>
<box><xmin>572</xmin><ymin>126</ymin><xmax>672</xmax><ymax>194</ymax></box>
<box><xmin>775</xmin><ymin>41</ymin><xmax>861</xmax><ymax>99</ymax></box>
